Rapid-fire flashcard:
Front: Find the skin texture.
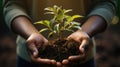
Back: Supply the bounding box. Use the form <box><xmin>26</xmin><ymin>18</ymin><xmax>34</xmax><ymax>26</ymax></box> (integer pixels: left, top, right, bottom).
<box><xmin>61</xmin><ymin>15</ymin><xmax>107</xmax><ymax>67</ymax></box>
<box><xmin>11</xmin><ymin>15</ymin><xmax>107</xmax><ymax>67</ymax></box>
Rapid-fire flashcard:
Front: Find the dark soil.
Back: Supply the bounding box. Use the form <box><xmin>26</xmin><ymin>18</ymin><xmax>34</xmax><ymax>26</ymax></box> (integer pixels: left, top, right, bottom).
<box><xmin>38</xmin><ymin>38</ymin><xmax>80</xmax><ymax>62</ymax></box>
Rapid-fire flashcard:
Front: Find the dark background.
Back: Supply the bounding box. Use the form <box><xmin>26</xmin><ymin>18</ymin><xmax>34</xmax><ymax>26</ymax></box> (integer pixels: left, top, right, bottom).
<box><xmin>0</xmin><ymin>12</ymin><xmax>120</xmax><ymax>67</ymax></box>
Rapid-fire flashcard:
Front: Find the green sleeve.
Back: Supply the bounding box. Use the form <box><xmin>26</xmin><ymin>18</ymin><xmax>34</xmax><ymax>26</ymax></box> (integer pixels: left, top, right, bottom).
<box><xmin>88</xmin><ymin>0</ymin><xmax>116</xmax><ymax>24</ymax></box>
<box><xmin>116</xmin><ymin>0</ymin><xmax>120</xmax><ymax>19</ymax></box>
<box><xmin>3</xmin><ymin>0</ymin><xmax>30</xmax><ymax>30</ymax></box>
<box><xmin>0</xmin><ymin>0</ymin><xmax>2</xmax><ymax>11</ymax></box>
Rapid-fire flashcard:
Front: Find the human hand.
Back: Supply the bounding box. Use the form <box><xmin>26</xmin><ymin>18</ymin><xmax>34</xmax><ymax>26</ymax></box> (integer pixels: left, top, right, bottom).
<box><xmin>26</xmin><ymin>33</ymin><xmax>57</xmax><ymax>66</ymax></box>
<box><xmin>62</xmin><ymin>30</ymin><xmax>90</xmax><ymax>66</ymax></box>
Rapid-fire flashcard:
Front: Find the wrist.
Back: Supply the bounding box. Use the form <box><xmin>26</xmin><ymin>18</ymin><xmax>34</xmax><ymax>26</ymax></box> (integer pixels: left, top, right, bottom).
<box><xmin>81</xmin><ymin>16</ymin><xmax>107</xmax><ymax>38</ymax></box>
<box><xmin>78</xmin><ymin>29</ymin><xmax>93</xmax><ymax>38</ymax></box>
<box><xmin>76</xmin><ymin>29</ymin><xmax>91</xmax><ymax>38</ymax></box>
<box><xmin>25</xmin><ymin>31</ymin><xmax>39</xmax><ymax>39</ymax></box>
<box><xmin>12</xmin><ymin>16</ymin><xmax>40</xmax><ymax>39</ymax></box>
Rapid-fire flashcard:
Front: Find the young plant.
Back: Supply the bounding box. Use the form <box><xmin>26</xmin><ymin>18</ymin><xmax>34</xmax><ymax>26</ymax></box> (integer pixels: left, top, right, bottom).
<box><xmin>34</xmin><ymin>5</ymin><xmax>83</xmax><ymax>39</ymax></box>
<box><xmin>34</xmin><ymin>5</ymin><xmax>84</xmax><ymax>62</ymax></box>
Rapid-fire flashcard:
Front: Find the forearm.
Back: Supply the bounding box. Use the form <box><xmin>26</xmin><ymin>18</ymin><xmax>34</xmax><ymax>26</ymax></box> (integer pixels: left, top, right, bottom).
<box><xmin>3</xmin><ymin>0</ymin><xmax>30</xmax><ymax>34</ymax></box>
<box><xmin>82</xmin><ymin>0</ymin><xmax>116</xmax><ymax>38</ymax></box>
<box><xmin>81</xmin><ymin>15</ymin><xmax>107</xmax><ymax>38</ymax></box>
<box><xmin>11</xmin><ymin>16</ymin><xmax>39</xmax><ymax>39</ymax></box>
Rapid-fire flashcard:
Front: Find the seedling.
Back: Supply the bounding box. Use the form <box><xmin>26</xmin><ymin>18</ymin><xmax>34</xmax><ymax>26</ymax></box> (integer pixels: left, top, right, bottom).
<box><xmin>34</xmin><ymin>5</ymin><xmax>83</xmax><ymax>62</ymax></box>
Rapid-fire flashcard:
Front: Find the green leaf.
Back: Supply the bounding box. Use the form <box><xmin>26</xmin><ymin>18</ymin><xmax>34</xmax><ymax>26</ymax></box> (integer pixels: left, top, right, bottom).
<box><xmin>50</xmin><ymin>19</ymin><xmax>54</xmax><ymax>27</ymax></box>
<box><xmin>68</xmin><ymin>15</ymin><xmax>83</xmax><ymax>23</ymax></box>
<box><xmin>74</xmin><ymin>26</ymin><xmax>81</xmax><ymax>30</ymax></box>
<box><xmin>68</xmin><ymin>25</ymin><xmax>74</xmax><ymax>30</ymax></box>
<box><xmin>71</xmin><ymin>15</ymin><xmax>83</xmax><ymax>21</ymax></box>
<box><xmin>53</xmin><ymin>5</ymin><xmax>58</xmax><ymax>14</ymax></box>
<box><xmin>35</xmin><ymin>20</ymin><xmax>50</xmax><ymax>28</ymax></box>
<box><xmin>67</xmin><ymin>22</ymin><xmax>80</xmax><ymax>30</ymax></box>
<box><xmin>44</xmin><ymin>7</ymin><xmax>54</xmax><ymax>11</ymax></box>
<box><xmin>34</xmin><ymin>21</ymin><xmax>42</xmax><ymax>24</ymax></box>
<box><xmin>54</xmin><ymin>24</ymin><xmax>60</xmax><ymax>33</ymax></box>
<box><xmin>64</xmin><ymin>16</ymin><xmax>72</xmax><ymax>26</ymax></box>
<box><xmin>71</xmin><ymin>21</ymin><xmax>80</xmax><ymax>26</ymax></box>
<box><xmin>53</xmin><ymin>5</ymin><xmax>57</xmax><ymax>9</ymax></box>
<box><xmin>56</xmin><ymin>12</ymin><xmax>64</xmax><ymax>21</ymax></box>
<box><xmin>39</xmin><ymin>28</ymin><xmax>49</xmax><ymax>33</ymax></box>
<box><xmin>48</xmin><ymin>31</ymin><xmax>55</xmax><ymax>38</ymax></box>
<box><xmin>44</xmin><ymin>20</ymin><xmax>51</xmax><ymax>28</ymax></box>
<box><xmin>54</xmin><ymin>6</ymin><xmax>64</xmax><ymax>22</ymax></box>
<box><xmin>65</xmin><ymin>15</ymin><xmax>83</xmax><ymax>26</ymax></box>
<box><xmin>66</xmin><ymin>29</ymin><xmax>74</xmax><ymax>32</ymax></box>
<box><xmin>45</xmin><ymin>12</ymin><xmax>54</xmax><ymax>14</ymax></box>
<box><xmin>63</xmin><ymin>9</ymin><xmax>72</xmax><ymax>13</ymax></box>
<box><xmin>57</xmin><ymin>6</ymin><xmax>62</xmax><ymax>13</ymax></box>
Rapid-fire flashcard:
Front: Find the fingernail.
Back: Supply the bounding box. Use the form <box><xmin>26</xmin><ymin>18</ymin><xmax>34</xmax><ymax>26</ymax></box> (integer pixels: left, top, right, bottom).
<box><xmin>33</xmin><ymin>52</ymin><xmax>37</xmax><ymax>56</ymax></box>
<box><xmin>80</xmin><ymin>48</ymin><xmax>85</xmax><ymax>53</ymax></box>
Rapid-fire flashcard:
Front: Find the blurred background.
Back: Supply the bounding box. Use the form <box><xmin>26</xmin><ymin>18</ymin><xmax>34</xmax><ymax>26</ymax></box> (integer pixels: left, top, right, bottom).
<box><xmin>0</xmin><ymin>19</ymin><xmax>120</xmax><ymax>67</ymax></box>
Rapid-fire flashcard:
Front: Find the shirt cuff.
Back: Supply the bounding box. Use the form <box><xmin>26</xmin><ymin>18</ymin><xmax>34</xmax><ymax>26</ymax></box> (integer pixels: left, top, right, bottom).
<box><xmin>4</xmin><ymin>8</ymin><xmax>30</xmax><ymax>30</ymax></box>
<box><xmin>88</xmin><ymin>7</ymin><xmax>115</xmax><ymax>25</ymax></box>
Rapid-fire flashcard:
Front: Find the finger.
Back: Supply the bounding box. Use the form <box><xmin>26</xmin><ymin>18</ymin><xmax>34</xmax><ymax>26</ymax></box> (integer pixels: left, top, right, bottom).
<box><xmin>62</xmin><ymin>59</ymin><xmax>78</xmax><ymax>66</ymax></box>
<box><xmin>79</xmin><ymin>39</ymin><xmax>89</xmax><ymax>54</ymax></box>
<box><xmin>39</xmin><ymin>58</ymin><xmax>56</xmax><ymax>65</ymax></box>
<box><xmin>37</xmin><ymin>38</ymin><xmax>48</xmax><ymax>48</ymax></box>
<box><xmin>62</xmin><ymin>59</ymin><xmax>69</xmax><ymax>65</ymax></box>
<box><xmin>67</xmin><ymin>36</ymin><xmax>81</xmax><ymax>43</ymax></box>
<box><xmin>41</xmin><ymin>39</ymin><xmax>49</xmax><ymax>49</ymax></box>
<box><xmin>32</xmin><ymin>58</ymin><xmax>56</xmax><ymax>65</ymax></box>
<box><xmin>68</xmin><ymin>55</ymin><xmax>85</xmax><ymax>62</ymax></box>
<box><xmin>34</xmin><ymin>36</ymin><xmax>48</xmax><ymax>48</ymax></box>
<box><xmin>44</xmin><ymin>38</ymin><xmax>49</xmax><ymax>45</ymax></box>
<box><xmin>35</xmin><ymin>40</ymin><xmax>44</xmax><ymax>48</ymax></box>
<box><xmin>56</xmin><ymin>62</ymin><xmax>62</xmax><ymax>67</ymax></box>
<box><xmin>51</xmin><ymin>59</ymin><xmax>57</xmax><ymax>65</ymax></box>
<box><xmin>67</xmin><ymin>36</ymin><xmax>72</xmax><ymax>40</ymax></box>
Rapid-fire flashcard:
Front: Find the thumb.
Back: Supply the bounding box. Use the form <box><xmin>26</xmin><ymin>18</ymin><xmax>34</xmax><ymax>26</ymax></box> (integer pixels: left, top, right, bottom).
<box><xmin>28</xmin><ymin>43</ymin><xmax>39</xmax><ymax>57</ymax></box>
<box><xmin>79</xmin><ymin>39</ymin><xmax>88</xmax><ymax>54</ymax></box>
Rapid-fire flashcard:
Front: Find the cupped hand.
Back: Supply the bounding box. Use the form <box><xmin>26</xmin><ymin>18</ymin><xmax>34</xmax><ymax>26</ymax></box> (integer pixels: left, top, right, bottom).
<box><xmin>62</xmin><ymin>30</ymin><xmax>90</xmax><ymax>66</ymax></box>
<box><xmin>26</xmin><ymin>33</ymin><xmax>58</xmax><ymax>66</ymax></box>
